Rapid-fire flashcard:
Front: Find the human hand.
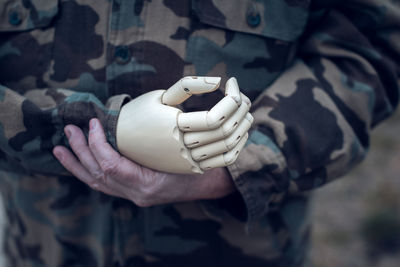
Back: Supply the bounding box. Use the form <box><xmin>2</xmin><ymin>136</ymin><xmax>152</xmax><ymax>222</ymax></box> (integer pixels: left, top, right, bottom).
<box><xmin>53</xmin><ymin>119</ymin><xmax>235</xmax><ymax>207</ymax></box>
<box><xmin>116</xmin><ymin>76</ymin><xmax>253</xmax><ymax>174</ymax></box>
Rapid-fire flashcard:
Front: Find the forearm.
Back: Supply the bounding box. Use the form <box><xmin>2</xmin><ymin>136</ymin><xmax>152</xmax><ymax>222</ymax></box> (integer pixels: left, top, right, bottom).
<box><xmin>194</xmin><ymin>167</ymin><xmax>235</xmax><ymax>200</ymax></box>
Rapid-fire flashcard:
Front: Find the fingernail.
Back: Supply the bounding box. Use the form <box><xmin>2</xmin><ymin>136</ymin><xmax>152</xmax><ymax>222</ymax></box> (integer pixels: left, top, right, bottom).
<box><xmin>65</xmin><ymin>127</ymin><xmax>71</xmax><ymax>138</ymax></box>
<box><xmin>90</xmin><ymin>119</ymin><xmax>97</xmax><ymax>131</ymax></box>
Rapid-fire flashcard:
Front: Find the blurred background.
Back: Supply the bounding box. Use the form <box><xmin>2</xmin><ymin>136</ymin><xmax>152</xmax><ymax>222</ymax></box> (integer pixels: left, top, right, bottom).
<box><xmin>0</xmin><ymin>109</ymin><xmax>399</xmax><ymax>266</ymax></box>
<box><xmin>310</xmin><ymin>108</ymin><xmax>400</xmax><ymax>267</ymax></box>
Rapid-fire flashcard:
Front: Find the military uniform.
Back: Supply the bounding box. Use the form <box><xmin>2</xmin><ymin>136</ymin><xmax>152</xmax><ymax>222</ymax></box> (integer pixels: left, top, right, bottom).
<box><xmin>0</xmin><ymin>0</ymin><xmax>399</xmax><ymax>266</ymax></box>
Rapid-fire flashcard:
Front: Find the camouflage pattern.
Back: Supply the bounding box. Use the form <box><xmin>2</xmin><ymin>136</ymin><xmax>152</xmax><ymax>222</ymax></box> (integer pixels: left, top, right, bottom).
<box><xmin>0</xmin><ymin>0</ymin><xmax>399</xmax><ymax>266</ymax></box>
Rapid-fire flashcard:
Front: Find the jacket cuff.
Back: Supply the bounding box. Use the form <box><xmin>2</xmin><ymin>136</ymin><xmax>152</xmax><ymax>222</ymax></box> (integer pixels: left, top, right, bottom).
<box><xmin>104</xmin><ymin>94</ymin><xmax>131</xmax><ymax>150</ymax></box>
<box><xmin>226</xmin><ymin>132</ymin><xmax>291</xmax><ymax>222</ymax></box>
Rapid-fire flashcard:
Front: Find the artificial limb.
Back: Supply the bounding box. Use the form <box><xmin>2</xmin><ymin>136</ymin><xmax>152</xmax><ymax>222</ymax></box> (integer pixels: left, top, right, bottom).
<box><xmin>116</xmin><ymin>76</ymin><xmax>253</xmax><ymax>174</ymax></box>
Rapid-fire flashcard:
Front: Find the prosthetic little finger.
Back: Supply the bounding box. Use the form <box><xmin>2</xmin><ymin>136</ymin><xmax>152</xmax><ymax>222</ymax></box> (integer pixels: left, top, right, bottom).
<box><xmin>198</xmin><ymin>133</ymin><xmax>249</xmax><ymax>170</ymax></box>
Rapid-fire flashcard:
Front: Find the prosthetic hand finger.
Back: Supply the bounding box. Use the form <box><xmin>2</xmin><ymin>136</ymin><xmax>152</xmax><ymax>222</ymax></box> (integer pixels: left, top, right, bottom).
<box><xmin>225</xmin><ymin>77</ymin><xmax>242</xmax><ymax>106</ymax></box>
<box><xmin>198</xmin><ymin>133</ymin><xmax>249</xmax><ymax>170</ymax></box>
<box><xmin>177</xmin><ymin>96</ymin><xmax>238</xmax><ymax>131</ymax></box>
<box><xmin>177</xmin><ymin>78</ymin><xmax>244</xmax><ymax>132</ymax></box>
<box><xmin>190</xmin><ymin>116</ymin><xmax>252</xmax><ymax>161</ymax></box>
<box><xmin>245</xmin><ymin>112</ymin><xmax>254</xmax><ymax>124</ymax></box>
<box><xmin>162</xmin><ymin>76</ymin><xmax>221</xmax><ymax>106</ymax></box>
<box><xmin>184</xmin><ymin>99</ymin><xmax>251</xmax><ymax>148</ymax></box>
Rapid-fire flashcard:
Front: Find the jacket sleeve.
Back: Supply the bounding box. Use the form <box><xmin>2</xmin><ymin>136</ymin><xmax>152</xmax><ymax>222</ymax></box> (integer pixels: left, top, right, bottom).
<box><xmin>0</xmin><ymin>85</ymin><xmax>130</xmax><ymax>175</ymax></box>
<box><xmin>226</xmin><ymin>0</ymin><xmax>400</xmax><ymax>222</ymax></box>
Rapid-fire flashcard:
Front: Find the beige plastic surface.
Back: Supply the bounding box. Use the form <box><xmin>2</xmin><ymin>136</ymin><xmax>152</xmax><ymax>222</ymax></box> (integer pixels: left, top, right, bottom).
<box><xmin>116</xmin><ymin>76</ymin><xmax>253</xmax><ymax>174</ymax></box>
<box><xmin>117</xmin><ymin>90</ymin><xmax>202</xmax><ymax>174</ymax></box>
<box><xmin>162</xmin><ymin>76</ymin><xmax>221</xmax><ymax>106</ymax></box>
<box><xmin>183</xmin><ymin>97</ymin><xmax>251</xmax><ymax>148</ymax></box>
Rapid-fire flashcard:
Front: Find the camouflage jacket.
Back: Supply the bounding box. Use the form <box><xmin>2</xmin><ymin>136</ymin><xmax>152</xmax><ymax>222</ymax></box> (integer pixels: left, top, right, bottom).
<box><xmin>0</xmin><ymin>0</ymin><xmax>399</xmax><ymax>266</ymax></box>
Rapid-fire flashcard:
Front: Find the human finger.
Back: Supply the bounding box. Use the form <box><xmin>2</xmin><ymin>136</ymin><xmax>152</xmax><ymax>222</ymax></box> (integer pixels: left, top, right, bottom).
<box><xmin>53</xmin><ymin>146</ymin><xmax>119</xmax><ymax>197</ymax></box>
<box><xmin>198</xmin><ymin>133</ymin><xmax>248</xmax><ymax>170</ymax></box>
<box><xmin>162</xmin><ymin>76</ymin><xmax>221</xmax><ymax>106</ymax></box>
<box><xmin>88</xmin><ymin>118</ymin><xmax>122</xmax><ymax>172</ymax></box>
<box><xmin>190</xmin><ymin>116</ymin><xmax>252</xmax><ymax>161</ymax></box>
<box><xmin>64</xmin><ymin>125</ymin><xmax>104</xmax><ymax>181</ymax></box>
<box><xmin>88</xmin><ymin>118</ymin><xmax>146</xmax><ymax>189</ymax></box>
<box><xmin>184</xmin><ymin>100</ymin><xmax>251</xmax><ymax>148</ymax></box>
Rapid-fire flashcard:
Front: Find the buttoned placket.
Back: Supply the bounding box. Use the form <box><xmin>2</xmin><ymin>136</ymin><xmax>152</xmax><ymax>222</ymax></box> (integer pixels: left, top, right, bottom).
<box><xmin>106</xmin><ymin>0</ymin><xmax>147</xmax><ymax>97</ymax></box>
<box><xmin>105</xmin><ymin>0</ymin><xmax>147</xmax><ymax>265</ymax></box>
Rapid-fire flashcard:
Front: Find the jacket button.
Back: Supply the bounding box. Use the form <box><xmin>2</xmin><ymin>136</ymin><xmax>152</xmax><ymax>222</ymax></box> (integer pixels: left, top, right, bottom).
<box><xmin>246</xmin><ymin>11</ymin><xmax>261</xmax><ymax>28</ymax></box>
<box><xmin>8</xmin><ymin>10</ymin><xmax>22</xmax><ymax>26</ymax></box>
<box><xmin>114</xmin><ymin>46</ymin><xmax>131</xmax><ymax>64</ymax></box>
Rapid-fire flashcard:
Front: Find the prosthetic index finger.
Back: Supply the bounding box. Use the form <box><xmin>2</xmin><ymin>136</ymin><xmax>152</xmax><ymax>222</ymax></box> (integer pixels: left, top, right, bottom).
<box><xmin>162</xmin><ymin>76</ymin><xmax>221</xmax><ymax>106</ymax></box>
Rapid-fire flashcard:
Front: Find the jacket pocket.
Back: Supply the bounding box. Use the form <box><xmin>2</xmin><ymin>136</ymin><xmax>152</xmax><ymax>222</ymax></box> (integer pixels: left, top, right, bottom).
<box><xmin>0</xmin><ymin>0</ymin><xmax>59</xmax><ymax>32</ymax></box>
<box><xmin>0</xmin><ymin>0</ymin><xmax>59</xmax><ymax>93</ymax></box>
<box><xmin>191</xmin><ymin>0</ymin><xmax>310</xmax><ymax>42</ymax></box>
<box><xmin>186</xmin><ymin>0</ymin><xmax>310</xmax><ymax>100</ymax></box>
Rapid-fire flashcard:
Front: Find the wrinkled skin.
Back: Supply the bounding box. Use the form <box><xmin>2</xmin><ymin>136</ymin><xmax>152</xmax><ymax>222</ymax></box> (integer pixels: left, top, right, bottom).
<box><xmin>53</xmin><ymin>118</ymin><xmax>235</xmax><ymax>207</ymax></box>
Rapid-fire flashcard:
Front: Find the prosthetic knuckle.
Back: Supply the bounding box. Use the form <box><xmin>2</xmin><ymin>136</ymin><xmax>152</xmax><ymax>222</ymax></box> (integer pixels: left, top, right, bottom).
<box><xmin>191</xmin><ymin>149</ymin><xmax>208</xmax><ymax>161</ymax></box>
<box><xmin>221</xmin><ymin>122</ymin><xmax>237</xmax><ymax>138</ymax></box>
<box><xmin>207</xmin><ymin>96</ymin><xmax>238</xmax><ymax>129</ymax></box>
<box><xmin>206</xmin><ymin>111</ymin><xmax>225</xmax><ymax>129</ymax></box>
<box><xmin>199</xmin><ymin>156</ymin><xmax>225</xmax><ymax>170</ymax></box>
<box><xmin>178</xmin><ymin>111</ymin><xmax>208</xmax><ymax>131</ymax></box>
<box><xmin>224</xmin><ymin>151</ymin><xmax>239</xmax><ymax>165</ymax></box>
<box><xmin>183</xmin><ymin>133</ymin><xmax>201</xmax><ymax>148</ymax></box>
<box><xmin>224</xmin><ymin>133</ymin><xmax>242</xmax><ymax>150</ymax></box>
<box><xmin>225</xmin><ymin>133</ymin><xmax>248</xmax><ymax>165</ymax></box>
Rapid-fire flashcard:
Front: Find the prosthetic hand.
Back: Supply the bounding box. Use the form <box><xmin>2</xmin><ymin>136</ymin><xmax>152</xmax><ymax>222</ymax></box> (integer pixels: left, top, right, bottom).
<box><xmin>116</xmin><ymin>76</ymin><xmax>253</xmax><ymax>174</ymax></box>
